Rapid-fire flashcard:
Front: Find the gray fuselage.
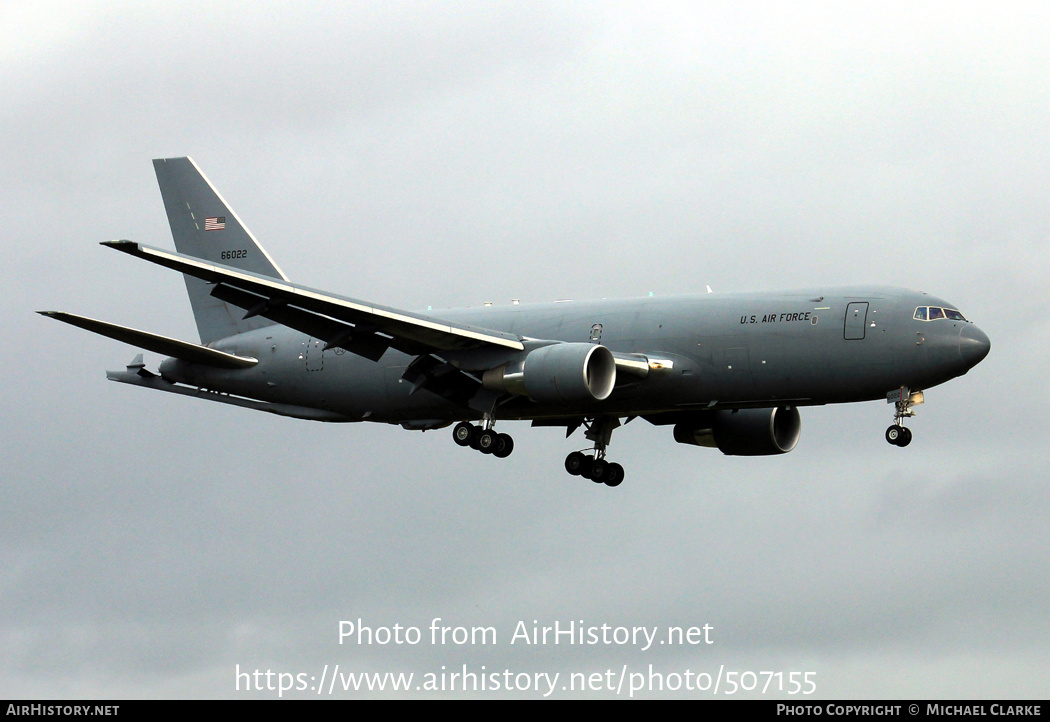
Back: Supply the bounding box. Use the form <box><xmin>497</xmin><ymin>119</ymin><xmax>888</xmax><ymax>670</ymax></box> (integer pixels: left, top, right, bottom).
<box><xmin>161</xmin><ymin>285</ymin><xmax>990</xmax><ymax>426</ymax></box>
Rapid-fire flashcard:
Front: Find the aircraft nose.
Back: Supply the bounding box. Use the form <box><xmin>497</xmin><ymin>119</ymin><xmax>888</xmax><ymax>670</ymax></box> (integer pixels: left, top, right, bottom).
<box><xmin>959</xmin><ymin>324</ymin><xmax>991</xmax><ymax>368</ymax></box>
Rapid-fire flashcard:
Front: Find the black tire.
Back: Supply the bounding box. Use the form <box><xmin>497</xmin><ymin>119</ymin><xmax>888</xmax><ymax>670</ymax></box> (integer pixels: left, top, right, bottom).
<box><xmin>493</xmin><ymin>433</ymin><xmax>514</xmax><ymax>458</ymax></box>
<box><xmin>477</xmin><ymin>430</ymin><xmax>497</xmax><ymax>454</ymax></box>
<box><xmin>590</xmin><ymin>459</ymin><xmax>608</xmax><ymax>483</ymax></box>
<box><xmin>898</xmin><ymin>427</ymin><xmax>913</xmax><ymax>447</ymax></box>
<box><xmin>885</xmin><ymin>425</ymin><xmax>903</xmax><ymax>445</ymax></box>
<box><xmin>604</xmin><ymin>463</ymin><xmax>625</xmax><ymax>487</ymax></box>
<box><xmin>452</xmin><ymin>422</ymin><xmax>474</xmax><ymax>447</ymax></box>
<box><xmin>565</xmin><ymin>451</ymin><xmax>586</xmax><ymax>476</ymax></box>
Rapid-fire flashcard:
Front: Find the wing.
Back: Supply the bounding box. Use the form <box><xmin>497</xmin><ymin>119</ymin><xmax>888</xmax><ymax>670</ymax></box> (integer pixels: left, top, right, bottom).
<box><xmin>101</xmin><ymin>240</ymin><xmax>525</xmax><ymax>362</ymax></box>
<box><xmin>97</xmin><ymin>241</ymin><xmax>669</xmax><ymax>410</ymax></box>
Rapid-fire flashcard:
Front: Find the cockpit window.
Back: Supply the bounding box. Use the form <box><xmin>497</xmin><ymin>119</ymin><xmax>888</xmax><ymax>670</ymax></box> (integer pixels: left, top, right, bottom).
<box><xmin>914</xmin><ymin>306</ymin><xmax>967</xmax><ymax>322</ymax></box>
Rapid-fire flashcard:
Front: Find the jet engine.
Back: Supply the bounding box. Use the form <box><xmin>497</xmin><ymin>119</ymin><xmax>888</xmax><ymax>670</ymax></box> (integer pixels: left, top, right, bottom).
<box><xmin>673</xmin><ymin>406</ymin><xmax>801</xmax><ymax>456</ymax></box>
<box><xmin>482</xmin><ymin>343</ymin><xmax>616</xmax><ymax>404</ymax></box>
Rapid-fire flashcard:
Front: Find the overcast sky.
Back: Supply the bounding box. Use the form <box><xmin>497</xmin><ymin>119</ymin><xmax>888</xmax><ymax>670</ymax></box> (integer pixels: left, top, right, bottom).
<box><xmin>2</xmin><ymin>0</ymin><xmax>1048</xmax><ymax>699</ymax></box>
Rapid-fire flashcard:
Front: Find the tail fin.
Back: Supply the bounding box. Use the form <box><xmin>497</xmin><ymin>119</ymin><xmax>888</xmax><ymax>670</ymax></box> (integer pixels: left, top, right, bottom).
<box><xmin>153</xmin><ymin>157</ymin><xmax>288</xmax><ymax>345</ymax></box>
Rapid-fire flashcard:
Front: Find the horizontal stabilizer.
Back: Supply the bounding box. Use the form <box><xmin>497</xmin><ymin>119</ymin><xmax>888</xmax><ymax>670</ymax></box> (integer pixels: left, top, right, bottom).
<box><xmin>38</xmin><ymin>311</ymin><xmax>258</xmax><ymax>369</ymax></box>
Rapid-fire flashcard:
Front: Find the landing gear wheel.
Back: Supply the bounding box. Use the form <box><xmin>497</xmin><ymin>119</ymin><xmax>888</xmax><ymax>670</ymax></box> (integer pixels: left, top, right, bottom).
<box><xmin>565</xmin><ymin>451</ymin><xmax>587</xmax><ymax>476</ymax></box>
<box><xmin>493</xmin><ymin>433</ymin><xmax>514</xmax><ymax>458</ymax></box>
<box><xmin>477</xmin><ymin>430</ymin><xmax>497</xmax><ymax>454</ymax></box>
<box><xmin>590</xmin><ymin>459</ymin><xmax>608</xmax><ymax>483</ymax></box>
<box><xmin>452</xmin><ymin>422</ymin><xmax>474</xmax><ymax>447</ymax></box>
<box><xmin>885</xmin><ymin>425</ymin><xmax>911</xmax><ymax>446</ymax></box>
<box><xmin>604</xmin><ymin>463</ymin><xmax>625</xmax><ymax>487</ymax></box>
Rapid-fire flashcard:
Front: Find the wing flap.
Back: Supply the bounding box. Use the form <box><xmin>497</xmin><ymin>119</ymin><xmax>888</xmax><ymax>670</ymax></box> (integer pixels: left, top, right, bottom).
<box><xmin>209</xmin><ymin>283</ymin><xmax>399</xmax><ymax>362</ymax></box>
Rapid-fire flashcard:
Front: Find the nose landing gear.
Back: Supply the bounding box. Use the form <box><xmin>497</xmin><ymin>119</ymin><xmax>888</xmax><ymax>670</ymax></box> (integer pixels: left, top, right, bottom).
<box><xmin>885</xmin><ymin>387</ymin><xmax>923</xmax><ymax>447</ymax></box>
<box><xmin>885</xmin><ymin>424</ymin><xmax>912</xmax><ymax>447</ymax></box>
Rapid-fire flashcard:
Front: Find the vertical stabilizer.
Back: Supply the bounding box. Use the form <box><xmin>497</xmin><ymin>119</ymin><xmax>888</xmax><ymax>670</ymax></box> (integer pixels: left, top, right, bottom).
<box><xmin>153</xmin><ymin>157</ymin><xmax>288</xmax><ymax>345</ymax></box>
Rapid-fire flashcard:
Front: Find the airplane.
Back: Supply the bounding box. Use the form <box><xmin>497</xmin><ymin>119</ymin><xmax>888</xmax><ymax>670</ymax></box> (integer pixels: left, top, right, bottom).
<box><xmin>40</xmin><ymin>157</ymin><xmax>991</xmax><ymax>487</ymax></box>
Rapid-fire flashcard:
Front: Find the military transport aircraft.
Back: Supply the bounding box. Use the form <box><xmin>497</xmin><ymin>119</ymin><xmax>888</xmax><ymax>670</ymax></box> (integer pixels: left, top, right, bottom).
<box><xmin>41</xmin><ymin>157</ymin><xmax>990</xmax><ymax>487</ymax></box>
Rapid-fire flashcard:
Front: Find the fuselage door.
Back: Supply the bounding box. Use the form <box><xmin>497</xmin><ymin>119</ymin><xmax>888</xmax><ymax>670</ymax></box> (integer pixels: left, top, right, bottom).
<box><xmin>844</xmin><ymin>302</ymin><xmax>869</xmax><ymax>340</ymax></box>
<box><xmin>302</xmin><ymin>338</ymin><xmax>325</xmax><ymax>371</ymax></box>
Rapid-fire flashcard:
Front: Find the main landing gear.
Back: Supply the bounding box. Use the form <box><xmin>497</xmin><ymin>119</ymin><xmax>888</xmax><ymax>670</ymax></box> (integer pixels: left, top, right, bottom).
<box><xmin>564</xmin><ymin>417</ymin><xmax>625</xmax><ymax>487</ymax></box>
<box><xmin>564</xmin><ymin>451</ymin><xmax>625</xmax><ymax>487</ymax></box>
<box><xmin>452</xmin><ymin>415</ymin><xmax>628</xmax><ymax>488</ymax></box>
<box><xmin>452</xmin><ymin>420</ymin><xmax>514</xmax><ymax>458</ymax></box>
<box><xmin>885</xmin><ymin>387</ymin><xmax>924</xmax><ymax>447</ymax></box>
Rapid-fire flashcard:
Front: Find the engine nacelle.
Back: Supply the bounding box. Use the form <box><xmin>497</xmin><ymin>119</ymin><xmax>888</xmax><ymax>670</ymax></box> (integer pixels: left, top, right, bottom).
<box><xmin>673</xmin><ymin>406</ymin><xmax>801</xmax><ymax>456</ymax></box>
<box><xmin>483</xmin><ymin>343</ymin><xmax>617</xmax><ymax>404</ymax></box>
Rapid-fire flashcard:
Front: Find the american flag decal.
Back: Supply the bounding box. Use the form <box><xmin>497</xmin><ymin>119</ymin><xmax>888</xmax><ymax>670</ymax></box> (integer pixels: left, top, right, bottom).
<box><xmin>204</xmin><ymin>216</ymin><xmax>226</xmax><ymax>231</ymax></box>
